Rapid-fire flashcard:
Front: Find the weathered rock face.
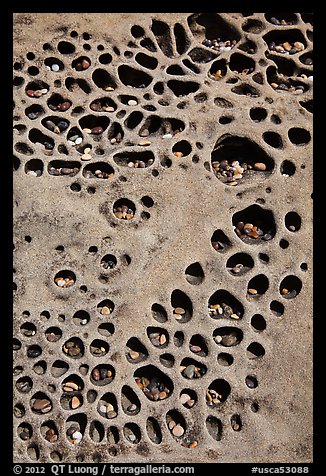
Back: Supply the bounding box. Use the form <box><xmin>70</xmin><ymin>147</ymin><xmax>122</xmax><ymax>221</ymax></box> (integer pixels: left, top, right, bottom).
<box><xmin>13</xmin><ymin>12</ymin><xmax>313</xmax><ymax>463</ymax></box>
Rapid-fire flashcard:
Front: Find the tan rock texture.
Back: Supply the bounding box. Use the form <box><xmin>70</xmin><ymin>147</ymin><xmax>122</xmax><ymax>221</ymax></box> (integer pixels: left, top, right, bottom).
<box><xmin>13</xmin><ymin>12</ymin><xmax>313</xmax><ymax>463</ymax></box>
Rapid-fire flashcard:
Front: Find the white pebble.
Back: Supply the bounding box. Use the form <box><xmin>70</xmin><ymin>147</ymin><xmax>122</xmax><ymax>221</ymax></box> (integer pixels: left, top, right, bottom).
<box><xmin>27</xmin><ymin>170</ymin><xmax>38</xmax><ymax>176</ymax></box>
<box><xmin>307</xmin><ymin>76</ymin><xmax>313</xmax><ymax>82</ymax></box>
<box><xmin>127</xmin><ymin>162</ymin><xmax>135</xmax><ymax>168</ymax></box>
<box><xmin>163</xmin><ymin>133</ymin><xmax>172</xmax><ymax>139</ymax></box>
<box><xmin>51</xmin><ymin>64</ymin><xmax>60</xmax><ymax>72</ymax></box>
<box><xmin>99</xmin><ymin>405</ymin><xmax>107</xmax><ymax>414</ymax></box>
<box><xmin>84</xmin><ymin>147</ymin><xmax>91</xmax><ymax>154</ymax></box>
<box><xmin>83</xmin><ymin>128</ymin><xmax>92</xmax><ymax>134</ymax></box>
<box><xmin>75</xmin><ymin>137</ymin><xmax>83</xmax><ymax>145</ymax></box>
<box><xmin>67</xmin><ymin>140</ymin><xmax>75</xmax><ymax>146</ymax></box>
<box><xmin>40</xmin><ymin>88</ymin><xmax>48</xmax><ymax>94</ymax></box>
<box><xmin>81</xmin><ymin>153</ymin><xmax>91</xmax><ymax>161</ymax></box>
<box><xmin>72</xmin><ymin>431</ymin><xmax>82</xmax><ymax>443</ymax></box>
<box><xmin>128</xmin><ymin>99</ymin><xmax>138</xmax><ymax>106</ymax></box>
<box><xmin>110</xmin><ymin>138</ymin><xmax>117</xmax><ymax>144</ymax></box>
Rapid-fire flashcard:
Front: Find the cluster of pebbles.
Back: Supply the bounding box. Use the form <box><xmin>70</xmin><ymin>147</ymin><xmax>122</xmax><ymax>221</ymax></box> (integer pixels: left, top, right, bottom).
<box><xmin>45</xmin><ymin>119</ymin><xmax>69</xmax><ymax>134</ymax></box>
<box><xmin>83</xmin><ymin>168</ymin><xmax>114</xmax><ymax>179</ymax></box>
<box><xmin>97</xmin><ymin>303</ymin><xmax>114</xmax><ymax>316</ymax></box>
<box><xmin>31</xmin><ymin>396</ymin><xmax>52</xmax><ymax>414</ymax></box>
<box><xmin>62</xmin><ymin>339</ymin><xmax>83</xmax><ymax>358</ymax></box>
<box><xmin>214</xmin><ymin>331</ymin><xmax>240</xmax><ymax>347</ymax></box>
<box><xmin>135</xmin><ymin>376</ymin><xmax>171</xmax><ymax>401</ymax></box>
<box><xmin>91</xmin><ymin>366</ymin><xmax>113</xmax><ymax>383</ymax></box>
<box><xmin>270</xmin><ymin>81</ymin><xmax>309</xmax><ymax>94</ymax></box>
<box><xmin>113</xmin><ymin>204</ymin><xmax>135</xmax><ymax>220</ymax></box>
<box><xmin>269</xmin><ymin>16</ymin><xmax>297</xmax><ymax>25</ymax></box>
<box><xmin>49</xmin><ymin>165</ymin><xmax>79</xmax><ymax>176</ymax></box>
<box><xmin>268</xmin><ymin>40</ymin><xmax>305</xmax><ymax>55</ymax></box>
<box><xmin>206</xmin><ymin>388</ymin><xmax>223</xmax><ymax>406</ymax></box>
<box><xmin>180</xmin><ymin>363</ymin><xmax>206</xmax><ymax>379</ymax></box>
<box><xmin>166</xmin><ymin>416</ymin><xmax>198</xmax><ymax>448</ymax></box>
<box><xmin>148</xmin><ymin>331</ymin><xmax>167</xmax><ymax>347</ymax></box>
<box><xmin>127</xmin><ymin>157</ymin><xmax>153</xmax><ymax>168</ymax></box>
<box><xmin>179</xmin><ymin>392</ymin><xmax>196</xmax><ymax>408</ymax></box>
<box><xmin>234</xmin><ymin>221</ymin><xmax>273</xmax><ymax>241</ymax></box>
<box><xmin>61</xmin><ymin>381</ymin><xmax>82</xmax><ymax>410</ymax></box>
<box><xmin>98</xmin><ymin>402</ymin><xmax>118</xmax><ymax>419</ymax></box>
<box><xmin>48</xmin><ymin>100</ymin><xmax>72</xmax><ymax>112</ymax></box>
<box><xmin>54</xmin><ymin>275</ymin><xmax>75</xmax><ymax>287</ymax></box>
<box><xmin>66</xmin><ymin>426</ymin><xmax>83</xmax><ymax>445</ymax></box>
<box><xmin>25</xmin><ymin>87</ymin><xmax>48</xmax><ymax>98</ymax></box>
<box><xmin>208</xmin><ymin>302</ymin><xmax>241</xmax><ymax>319</ymax></box>
<box><xmin>202</xmin><ymin>37</ymin><xmax>237</xmax><ymax>52</ymax></box>
<box><xmin>212</xmin><ymin>159</ymin><xmax>267</xmax><ymax>186</ymax></box>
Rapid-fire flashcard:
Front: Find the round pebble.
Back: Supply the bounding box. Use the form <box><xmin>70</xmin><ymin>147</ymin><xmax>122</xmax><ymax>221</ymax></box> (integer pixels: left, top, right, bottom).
<box><xmin>71</xmin><ymin>396</ymin><xmax>80</xmax><ymax>409</ymax></box>
<box><xmin>51</xmin><ymin>64</ymin><xmax>60</xmax><ymax>72</ymax></box>
<box><xmin>172</xmin><ymin>424</ymin><xmax>184</xmax><ymax>437</ymax></box>
<box><xmin>81</xmin><ymin>153</ymin><xmax>91</xmax><ymax>161</ymax></box>
<box><xmin>128</xmin><ymin>99</ymin><xmax>138</xmax><ymax>106</ymax></box>
<box><xmin>254</xmin><ymin>162</ymin><xmax>267</xmax><ymax>171</ymax></box>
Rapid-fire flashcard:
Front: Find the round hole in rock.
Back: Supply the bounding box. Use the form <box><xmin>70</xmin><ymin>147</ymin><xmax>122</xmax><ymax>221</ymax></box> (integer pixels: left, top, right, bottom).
<box><xmin>166</xmin><ymin>409</ymin><xmax>186</xmax><ymax>439</ymax></box>
<box><xmin>213</xmin><ymin>327</ymin><xmax>243</xmax><ymax>347</ymax></box>
<box><xmin>172</xmin><ymin>140</ymin><xmax>192</xmax><ymax>158</ymax></box>
<box><xmin>86</xmin><ymin>390</ymin><xmax>97</xmax><ymax>404</ymax></box>
<box><xmin>232</xmin><ymin>204</ymin><xmax>276</xmax><ymax>243</ymax></box>
<box><xmin>208</xmin><ymin>289</ymin><xmax>244</xmax><ymax>320</ymax></box>
<box><xmin>151</xmin><ymin>303</ymin><xmax>168</xmax><ymax>323</ymax></box>
<box><xmin>217</xmin><ymin>352</ymin><xmax>234</xmax><ymax>366</ymax></box>
<box><xmin>247</xmin><ymin>274</ymin><xmax>269</xmax><ymax>298</ymax></box>
<box><xmin>141</xmin><ymin>211</ymin><xmax>150</xmax><ymax>220</ymax></box>
<box><xmin>99</xmin><ymin>53</ymin><xmax>112</xmax><ymax>64</ymax></box>
<box><xmin>288</xmin><ymin>127</ymin><xmax>311</xmax><ymax>145</ymax></box>
<box><xmin>285</xmin><ymin>211</ymin><xmax>301</xmax><ymax>232</ymax></box>
<box><xmin>101</xmin><ymin>254</ymin><xmax>117</xmax><ymax>270</ymax></box>
<box><xmin>189</xmin><ymin>334</ymin><xmax>208</xmax><ymax>357</ymax></box>
<box><xmin>32</xmin><ymin>360</ymin><xmax>47</xmax><ymax>375</ymax></box>
<box><xmin>279</xmin><ymin>275</ymin><xmax>302</xmax><ymax>299</ymax></box>
<box><xmin>250</xmin><ymin>107</ymin><xmax>267</xmax><ymax>122</ymax></box>
<box><xmin>300</xmin><ymin>263</ymin><xmax>308</xmax><ymax>272</ymax></box>
<box><xmin>107</xmin><ymin>425</ymin><xmax>120</xmax><ymax>444</ymax></box>
<box><xmin>121</xmin><ymin>385</ymin><xmax>141</xmax><ymax>415</ymax></box>
<box><xmin>45</xmin><ymin>326</ymin><xmax>62</xmax><ymax>342</ymax></box>
<box><xmin>131</xmin><ymin>25</ymin><xmax>145</xmax><ymax>38</ymax></box>
<box><xmin>279</xmin><ymin>239</ymin><xmax>289</xmax><ymax>249</ymax></box>
<box><xmin>123</xmin><ymin>423</ymin><xmax>141</xmax><ymax>444</ymax></box>
<box><xmin>146</xmin><ymin>417</ymin><xmax>162</xmax><ymax>444</ymax></box>
<box><xmin>118</xmin><ymin>65</ymin><xmax>153</xmax><ymax>88</ymax></box>
<box><xmin>147</xmin><ymin>327</ymin><xmax>169</xmax><ymax>348</ymax></box>
<box><xmin>25</xmin><ymin>159</ymin><xmax>43</xmax><ymax>177</ymax></box>
<box><xmin>159</xmin><ymin>353</ymin><xmax>175</xmax><ymax>368</ymax></box>
<box><xmin>211</xmin><ymin>229</ymin><xmax>232</xmax><ymax>252</ymax></box>
<box><xmin>57</xmin><ymin>41</ymin><xmax>75</xmax><ymax>54</ymax></box>
<box><xmin>50</xmin><ymin>360</ymin><xmax>69</xmax><ymax>378</ymax></box>
<box><xmin>62</xmin><ymin>337</ymin><xmax>84</xmax><ymax>359</ymax></box>
<box><xmin>65</xmin><ymin>413</ymin><xmax>87</xmax><ymax>444</ymax></box>
<box><xmin>141</xmin><ymin>196</ymin><xmax>154</xmax><ymax>208</ymax></box>
<box><xmin>54</xmin><ymin>270</ymin><xmax>76</xmax><ymax>288</ymax></box>
<box><xmin>262</xmin><ymin>131</ymin><xmax>283</xmax><ymax>149</ymax></box>
<box><xmin>89</xmin><ymin>421</ymin><xmax>105</xmax><ymax>443</ymax></box>
<box><xmin>258</xmin><ymin>253</ymin><xmax>269</xmax><ymax>264</ymax></box>
<box><xmin>246</xmin><ymin>342</ymin><xmax>265</xmax><ymax>359</ymax></box>
<box><xmin>270</xmin><ymin>300</ymin><xmax>284</xmax><ymax>317</ymax></box>
<box><xmin>90</xmin><ymin>364</ymin><xmax>115</xmax><ymax>386</ymax></box>
<box><xmin>90</xmin><ymin>339</ymin><xmax>109</xmax><ymax>357</ymax></box>
<box><xmin>79</xmin><ymin>364</ymin><xmax>89</xmax><ymax>376</ymax></box>
<box><xmin>14</xmin><ymin>403</ymin><xmax>26</xmax><ymax>418</ymax></box>
<box><xmin>161</xmin><ymin>156</ymin><xmax>172</xmax><ymax>168</ymax></box>
<box><xmin>70</xmin><ymin>182</ymin><xmax>81</xmax><ymax>192</ymax></box>
<box><xmin>219</xmin><ymin>116</ymin><xmax>233</xmax><ymax>124</ymax></box>
<box><xmin>113</xmin><ymin>198</ymin><xmax>136</xmax><ymax>220</ymax></box>
<box><xmin>50</xmin><ymin>452</ymin><xmax>62</xmax><ymax>462</ymax></box>
<box><xmin>207</xmin><ymin>379</ymin><xmax>231</xmax><ymax>405</ymax></box>
<box><xmin>179</xmin><ymin>388</ymin><xmax>197</xmax><ymax>409</ymax></box>
<box><xmin>280</xmin><ymin>160</ymin><xmax>296</xmax><ymax>177</ymax></box>
<box><xmin>231</xmin><ymin>414</ymin><xmax>242</xmax><ymax>431</ymax></box>
<box><xmin>97</xmin><ymin>299</ymin><xmax>115</xmax><ymax>316</ymax></box>
<box><xmin>88</xmin><ymin>246</ymin><xmax>98</xmax><ymax>254</ymax></box>
<box><xmin>242</xmin><ymin>18</ymin><xmax>264</xmax><ymax>33</ymax></box>
<box><xmin>18</xmin><ymin>422</ymin><xmax>33</xmax><ymax>440</ymax></box>
<box><xmin>171</xmin><ymin>289</ymin><xmax>193</xmax><ymax>323</ymax></box>
<box><xmin>134</xmin><ymin>365</ymin><xmax>173</xmax><ymax>401</ymax></box>
<box><xmin>271</xmin><ymin>114</ymin><xmax>281</xmax><ymax>124</ymax></box>
<box><xmin>226</xmin><ymin>253</ymin><xmax>254</xmax><ymax>276</ymax></box>
<box><xmin>27</xmin><ymin>345</ymin><xmax>42</xmax><ymax>359</ymax></box>
<box><xmin>30</xmin><ymin>392</ymin><xmax>53</xmax><ymax>414</ymax></box>
<box><xmin>245</xmin><ymin>375</ymin><xmax>258</xmax><ymax>389</ymax></box>
<box><xmin>16</xmin><ymin>377</ymin><xmax>33</xmax><ymax>393</ymax></box>
<box><xmin>27</xmin><ymin>443</ymin><xmax>40</xmax><ymax>461</ymax></box>
<box><xmin>173</xmin><ymin>331</ymin><xmax>184</xmax><ymax>347</ymax></box>
<box><xmin>251</xmin><ymin>314</ymin><xmax>266</xmax><ymax>332</ymax></box>
<box><xmin>206</xmin><ymin>415</ymin><xmax>222</xmax><ymax>441</ymax></box>
<box><xmin>180</xmin><ymin>357</ymin><xmax>207</xmax><ymax>379</ymax></box>
<box><xmin>152</xmin><ymin>169</ymin><xmax>159</xmax><ymax>177</ymax></box>
<box><xmin>126</xmin><ymin>337</ymin><xmax>149</xmax><ymax>364</ymax></box>
<box><xmin>185</xmin><ymin>262</ymin><xmax>204</xmax><ymax>285</ymax></box>
<box><xmin>20</xmin><ymin>322</ymin><xmax>37</xmax><ymax>337</ymax></box>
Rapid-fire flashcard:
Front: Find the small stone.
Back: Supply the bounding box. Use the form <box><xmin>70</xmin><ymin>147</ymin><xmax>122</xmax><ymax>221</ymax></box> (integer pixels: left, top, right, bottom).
<box><xmin>283</xmin><ymin>42</ymin><xmax>292</xmax><ymax>51</ymax></box>
<box><xmin>51</xmin><ymin>64</ymin><xmax>60</xmax><ymax>72</ymax></box>
<box><xmin>168</xmin><ymin>420</ymin><xmax>176</xmax><ymax>430</ymax></box>
<box><xmin>174</xmin><ymin>151</ymin><xmax>183</xmax><ymax>158</ymax></box>
<box><xmin>180</xmin><ymin>393</ymin><xmax>191</xmax><ymax>405</ymax></box>
<box><xmin>230</xmin><ymin>313</ymin><xmax>240</xmax><ymax>319</ymax></box>
<box><xmin>248</xmin><ymin>288</ymin><xmax>258</xmax><ymax>295</ymax></box>
<box><xmin>33</xmin><ymin>399</ymin><xmax>52</xmax><ymax>412</ymax></box>
<box><xmin>163</xmin><ymin>133</ymin><xmax>173</xmax><ymax>139</ymax></box>
<box><xmin>114</xmin><ymin>211</ymin><xmax>123</xmax><ymax>219</ymax></box>
<box><xmin>26</xmin><ymin>89</ymin><xmax>35</xmax><ymax>97</ymax></box>
<box><xmin>254</xmin><ymin>162</ymin><xmax>267</xmax><ymax>171</ymax></box>
<box><xmin>75</xmin><ymin>137</ymin><xmax>83</xmax><ymax>145</ymax></box>
<box><xmin>172</xmin><ymin>424</ymin><xmax>184</xmax><ymax>437</ymax></box>
<box><xmin>183</xmin><ymin>364</ymin><xmax>195</xmax><ymax>379</ymax></box>
<box><xmin>140</xmin><ymin>129</ymin><xmax>150</xmax><ymax>137</ymax></box>
<box><xmin>188</xmin><ymin>440</ymin><xmax>198</xmax><ymax>448</ymax></box>
<box><xmin>294</xmin><ymin>42</ymin><xmax>305</xmax><ymax>51</ymax></box>
<box><xmin>128</xmin><ymin>99</ymin><xmax>138</xmax><ymax>106</ymax></box>
<box><xmin>126</xmin><ymin>213</ymin><xmax>134</xmax><ymax>220</ymax></box>
<box><xmin>91</xmin><ymin>126</ymin><xmax>104</xmax><ymax>134</ymax></box>
<box><xmin>92</xmin><ymin>368</ymin><xmax>100</xmax><ymax>381</ymax></box>
<box><xmin>81</xmin><ymin>153</ymin><xmax>91</xmax><ymax>161</ymax></box>
<box><xmin>129</xmin><ymin>350</ymin><xmax>139</xmax><ymax>360</ymax></box>
<box><xmin>214</xmin><ymin>335</ymin><xmax>222</xmax><ymax>343</ymax></box>
<box><xmin>82</xmin><ymin>59</ymin><xmax>90</xmax><ymax>69</ymax></box>
<box><xmin>99</xmin><ymin>405</ymin><xmax>107</xmax><ymax>414</ymax></box>
<box><xmin>281</xmin><ymin>288</ymin><xmax>289</xmax><ymax>295</ymax></box>
<box><xmin>190</xmin><ymin>345</ymin><xmax>201</xmax><ymax>353</ymax></box>
<box><xmin>100</xmin><ymin>306</ymin><xmax>111</xmax><ymax>315</ymax></box>
<box><xmin>46</xmin><ymin>428</ymin><xmax>58</xmax><ymax>442</ymax></box>
<box><xmin>159</xmin><ymin>334</ymin><xmax>167</xmax><ymax>345</ymax></box>
<box><xmin>138</xmin><ymin>140</ymin><xmax>151</xmax><ymax>146</ymax></box>
<box><xmin>59</xmin><ymin>101</ymin><xmax>71</xmax><ymax>111</ymax></box>
<box><xmin>271</xmin><ymin>82</ymin><xmax>279</xmax><ymax>89</ymax></box>
<box><xmin>159</xmin><ymin>391</ymin><xmax>167</xmax><ymax>399</ymax></box>
<box><xmin>72</xmin><ymin>431</ymin><xmax>82</xmax><ymax>443</ymax></box>
<box><xmin>187</xmin><ymin>399</ymin><xmax>195</xmax><ymax>407</ymax></box>
<box><xmin>63</xmin><ymin>382</ymin><xmax>79</xmax><ymax>392</ymax></box>
<box><xmin>71</xmin><ymin>396</ymin><xmax>80</xmax><ymax>409</ymax></box>
<box><xmin>174</xmin><ymin>307</ymin><xmax>185</xmax><ymax>315</ymax></box>
<box><xmin>40</xmin><ymin>88</ymin><xmax>48</xmax><ymax>95</ymax></box>
<box><xmin>107</xmin><ymin>410</ymin><xmax>117</xmax><ymax>419</ymax></box>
